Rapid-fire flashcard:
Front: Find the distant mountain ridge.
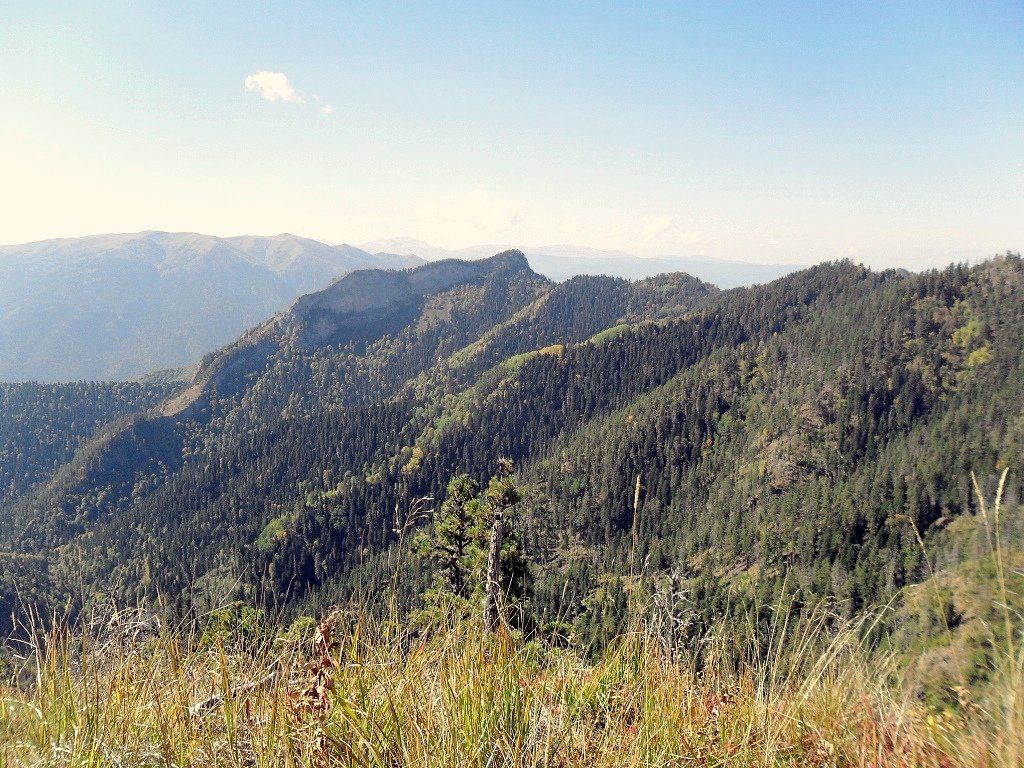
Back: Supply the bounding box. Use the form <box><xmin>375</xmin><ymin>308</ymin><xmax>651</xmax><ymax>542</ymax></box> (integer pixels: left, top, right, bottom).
<box><xmin>0</xmin><ymin>232</ymin><xmax>422</xmax><ymax>382</ymax></box>
<box><xmin>0</xmin><ymin>228</ymin><xmax>801</xmax><ymax>383</ymax></box>
<box><xmin>361</xmin><ymin>237</ymin><xmax>802</xmax><ymax>287</ymax></box>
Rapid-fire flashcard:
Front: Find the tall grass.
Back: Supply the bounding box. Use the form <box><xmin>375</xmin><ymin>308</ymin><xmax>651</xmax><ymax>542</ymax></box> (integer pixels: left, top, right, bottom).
<box><xmin>1</xmin><ymin>600</ymin><xmax>1013</xmax><ymax>768</ymax></box>
<box><xmin>967</xmin><ymin>468</ymin><xmax>1023</xmax><ymax>767</ymax></box>
<box><xmin>1</xmin><ymin>473</ymin><xmax>1020</xmax><ymax>766</ymax></box>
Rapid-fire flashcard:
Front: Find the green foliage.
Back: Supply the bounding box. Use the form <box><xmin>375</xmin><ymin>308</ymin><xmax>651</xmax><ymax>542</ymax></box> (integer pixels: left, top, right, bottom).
<box><xmin>0</xmin><ymin>381</ymin><xmax>173</xmax><ymax>510</ymax></box>
<box><xmin>255</xmin><ymin>516</ymin><xmax>287</xmax><ymax>552</ymax></box>
<box><xmin>1</xmin><ymin>254</ymin><xmax>1023</xmax><ymax>665</ymax></box>
<box><xmin>413</xmin><ymin>474</ymin><xmax>485</xmax><ymax>602</ymax></box>
<box><xmin>588</xmin><ymin>322</ymin><xmax>633</xmax><ymax>344</ymax></box>
<box><xmin>413</xmin><ymin>464</ymin><xmax>529</xmax><ymax>627</ymax></box>
<box><xmin>198</xmin><ymin>600</ymin><xmax>270</xmax><ymax>650</ymax></box>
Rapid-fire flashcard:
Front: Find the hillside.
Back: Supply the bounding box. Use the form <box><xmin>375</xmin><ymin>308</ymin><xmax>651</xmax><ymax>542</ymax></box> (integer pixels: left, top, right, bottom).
<box><xmin>0</xmin><ymin>232</ymin><xmax>422</xmax><ymax>381</ymax></box>
<box><xmin>0</xmin><ymin>253</ymin><xmax>1020</xmax><ymax>677</ymax></box>
<box><xmin>0</xmin><ymin>381</ymin><xmax>175</xmax><ymax>510</ymax></box>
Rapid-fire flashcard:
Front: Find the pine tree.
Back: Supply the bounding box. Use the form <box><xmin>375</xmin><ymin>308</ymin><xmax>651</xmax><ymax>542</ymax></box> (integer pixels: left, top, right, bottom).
<box><xmin>414</xmin><ymin>461</ymin><xmax>529</xmax><ymax>628</ymax></box>
<box><xmin>484</xmin><ymin>458</ymin><xmax>521</xmax><ymax>630</ymax></box>
<box><xmin>413</xmin><ymin>474</ymin><xmax>482</xmax><ymax>602</ymax></box>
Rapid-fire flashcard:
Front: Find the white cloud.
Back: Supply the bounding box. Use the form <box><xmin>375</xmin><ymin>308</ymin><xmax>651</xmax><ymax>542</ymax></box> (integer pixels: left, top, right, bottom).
<box><xmin>321</xmin><ymin>104</ymin><xmax>335</xmax><ymax>116</ymax></box>
<box><xmin>244</xmin><ymin>71</ymin><xmax>305</xmax><ymax>104</ymax></box>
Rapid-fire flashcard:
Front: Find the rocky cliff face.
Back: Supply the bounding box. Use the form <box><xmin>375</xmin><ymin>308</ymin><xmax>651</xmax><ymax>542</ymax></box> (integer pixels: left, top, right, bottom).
<box><xmin>286</xmin><ymin>251</ymin><xmax>531</xmax><ymax>347</ymax></box>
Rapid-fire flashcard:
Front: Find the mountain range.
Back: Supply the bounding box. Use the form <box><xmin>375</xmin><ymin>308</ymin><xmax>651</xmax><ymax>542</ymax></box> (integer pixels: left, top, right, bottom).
<box><xmin>0</xmin><ymin>232</ymin><xmax>421</xmax><ymax>382</ymax></box>
<box><xmin>1</xmin><ymin>250</ymin><xmax>1020</xmax><ymax>688</ymax></box>
<box><xmin>0</xmin><ymin>231</ymin><xmax>801</xmax><ymax>383</ymax></box>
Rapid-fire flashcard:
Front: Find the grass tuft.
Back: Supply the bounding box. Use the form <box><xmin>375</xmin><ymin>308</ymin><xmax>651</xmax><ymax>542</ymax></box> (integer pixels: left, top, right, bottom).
<box><xmin>1</xmin><ymin>600</ymin><xmax>1018</xmax><ymax>767</ymax></box>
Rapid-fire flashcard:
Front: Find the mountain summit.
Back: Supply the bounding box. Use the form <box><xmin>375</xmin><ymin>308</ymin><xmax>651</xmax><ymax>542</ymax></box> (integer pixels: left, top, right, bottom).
<box><xmin>162</xmin><ymin>250</ymin><xmax>543</xmax><ymax>415</ymax></box>
<box><xmin>362</xmin><ymin>238</ymin><xmax>801</xmax><ymax>287</ymax></box>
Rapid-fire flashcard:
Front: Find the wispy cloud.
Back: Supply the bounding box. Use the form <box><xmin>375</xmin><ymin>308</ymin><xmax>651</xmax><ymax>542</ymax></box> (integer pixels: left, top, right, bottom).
<box><xmin>640</xmin><ymin>213</ymin><xmax>707</xmax><ymax>249</ymax></box>
<box><xmin>244</xmin><ymin>71</ymin><xmax>305</xmax><ymax>104</ymax></box>
<box><xmin>321</xmin><ymin>104</ymin><xmax>335</xmax><ymax>116</ymax></box>
<box><xmin>429</xmin><ymin>189</ymin><xmax>526</xmax><ymax>234</ymax></box>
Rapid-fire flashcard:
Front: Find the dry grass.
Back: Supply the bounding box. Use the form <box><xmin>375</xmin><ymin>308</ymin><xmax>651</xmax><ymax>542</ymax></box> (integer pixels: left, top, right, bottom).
<box><xmin>0</xmin><ymin>600</ymin><xmax>1017</xmax><ymax>768</ymax></box>
<box><xmin>1</xmin><ymin>474</ymin><xmax>1020</xmax><ymax>767</ymax></box>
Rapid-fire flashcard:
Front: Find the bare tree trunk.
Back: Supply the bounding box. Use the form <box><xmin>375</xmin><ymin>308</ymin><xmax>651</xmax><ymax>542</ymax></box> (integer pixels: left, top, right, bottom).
<box><xmin>484</xmin><ymin>507</ymin><xmax>504</xmax><ymax>632</ymax></box>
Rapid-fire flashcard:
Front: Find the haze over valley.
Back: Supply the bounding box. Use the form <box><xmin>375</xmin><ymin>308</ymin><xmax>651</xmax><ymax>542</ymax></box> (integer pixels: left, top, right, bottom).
<box><xmin>0</xmin><ymin>232</ymin><xmax>420</xmax><ymax>381</ymax></box>
<box><xmin>0</xmin><ymin>231</ymin><xmax>800</xmax><ymax>382</ymax></box>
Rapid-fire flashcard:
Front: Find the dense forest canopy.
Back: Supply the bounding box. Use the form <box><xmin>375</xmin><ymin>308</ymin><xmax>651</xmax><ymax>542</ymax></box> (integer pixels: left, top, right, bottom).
<box><xmin>0</xmin><ymin>253</ymin><xmax>1020</xmax><ymax>672</ymax></box>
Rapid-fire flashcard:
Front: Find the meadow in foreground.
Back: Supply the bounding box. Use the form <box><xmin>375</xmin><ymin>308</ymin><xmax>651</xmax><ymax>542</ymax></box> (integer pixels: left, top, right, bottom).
<box><xmin>2</xmin><ymin>472</ymin><xmax>1020</xmax><ymax>767</ymax></box>
<box><xmin>1</xmin><ymin>598</ymin><xmax>1021</xmax><ymax>768</ymax></box>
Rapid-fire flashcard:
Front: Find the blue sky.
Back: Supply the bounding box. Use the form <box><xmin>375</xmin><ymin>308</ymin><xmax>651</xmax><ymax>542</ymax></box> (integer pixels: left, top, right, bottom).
<box><xmin>2</xmin><ymin>1</ymin><xmax>1021</xmax><ymax>267</ymax></box>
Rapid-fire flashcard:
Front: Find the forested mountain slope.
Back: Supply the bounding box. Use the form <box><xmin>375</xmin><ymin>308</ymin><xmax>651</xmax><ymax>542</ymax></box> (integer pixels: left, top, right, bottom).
<box><xmin>0</xmin><ymin>253</ymin><xmax>1020</xmax><ymax>657</ymax></box>
<box><xmin>0</xmin><ymin>382</ymin><xmax>174</xmax><ymax>511</ymax></box>
<box><xmin>0</xmin><ymin>251</ymin><xmax>713</xmax><ymax>626</ymax></box>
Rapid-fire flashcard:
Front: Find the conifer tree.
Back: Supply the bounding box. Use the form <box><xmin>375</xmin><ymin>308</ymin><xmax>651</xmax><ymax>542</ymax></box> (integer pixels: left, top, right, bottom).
<box><xmin>484</xmin><ymin>458</ymin><xmax>521</xmax><ymax>630</ymax></box>
<box><xmin>413</xmin><ymin>474</ymin><xmax>482</xmax><ymax>602</ymax></box>
<box><xmin>414</xmin><ymin>460</ymin><xmax>529</xmax><ymax>628</ymax></box>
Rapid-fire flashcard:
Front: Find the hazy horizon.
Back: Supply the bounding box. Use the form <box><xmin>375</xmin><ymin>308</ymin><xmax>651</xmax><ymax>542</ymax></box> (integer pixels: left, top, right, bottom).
<box><xmin>3</xmin><ymin>2</ymin><xmax>1021</xmax><ymax>270</ymax></box>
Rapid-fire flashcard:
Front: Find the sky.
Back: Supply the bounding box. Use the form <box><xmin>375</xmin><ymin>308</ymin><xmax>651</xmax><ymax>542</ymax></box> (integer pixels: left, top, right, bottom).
<box><xmin>1</xmin><ymin>1</ymin><xmax>1022</xmax><ymax>268</ymax></box>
